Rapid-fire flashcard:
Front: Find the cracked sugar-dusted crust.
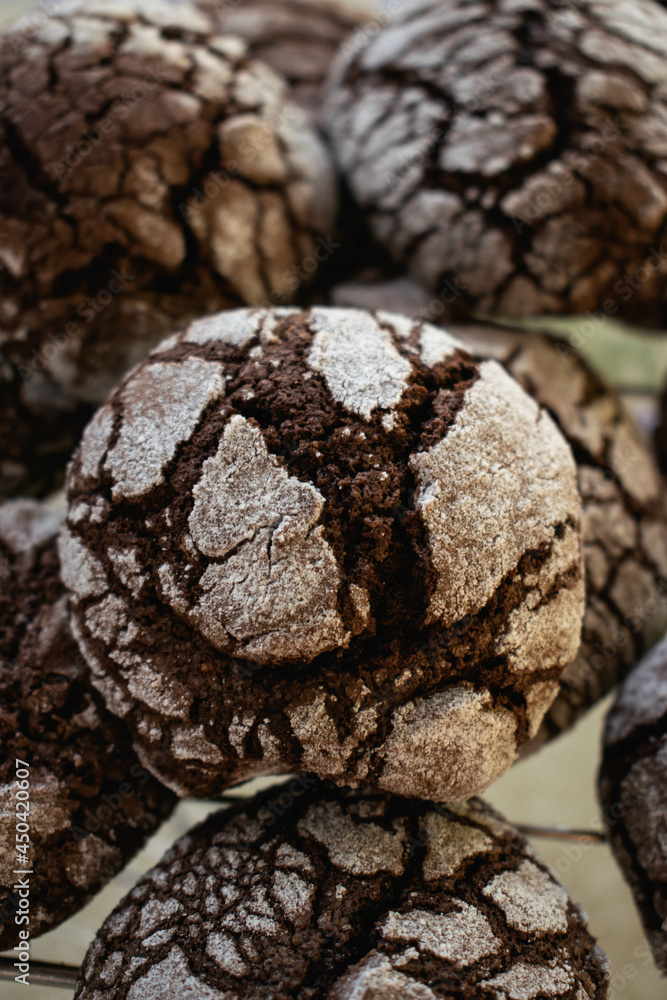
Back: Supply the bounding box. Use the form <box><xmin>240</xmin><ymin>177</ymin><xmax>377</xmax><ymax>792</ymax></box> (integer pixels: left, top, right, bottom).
<box><xmin>444</xmin><ymin>321</ymin><xmax>667</xmax><ymax>749</ymax></box>
<box><xmin>73</xmin><ymin>781</ymin><xmax>610</xmax><ymax>1000</ymax></box>
<box><xmin>61</xmin><ymin>306</ymin><xmax>585</xmax><ymax>801</ymax></box>
<box><xmin>599</xmin><ymin>635</ymin><xmax>667</xmax><ymax>975</ymax></box>
<box><xmin>198</xmin><ymin>0</ymin><xmax>375</xmax><ymax>117</ymax></box>
<box><xmin>186</xmin><ymin>414</ymin><xmax>347</xmax><ymax>662</ymax></box>
<box><xmin>0</xmin><ymin>499</ymin><xmax>175</xmax><ymax>950</ymax></box>
<box><xmin>0</xmin><ymin>0</ymin><xmax>338</xmax><ymax>499</ymax></box>
<box><xmin>323</xmin><ymin>0</ymin><xmax>667</xmax><ymax>327</ymax></box>
<box><xmin>324</xmin><ymin>273</ymin><xmax>667</xmax><ymax>746</ymax></box>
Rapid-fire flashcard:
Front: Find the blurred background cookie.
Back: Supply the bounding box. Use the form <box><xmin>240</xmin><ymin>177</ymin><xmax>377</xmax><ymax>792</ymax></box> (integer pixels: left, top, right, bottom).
<box><xmin>0</xmin><ymin>0</ymin><xmax>338</xmax><ymax>498</ymax></box>
<box><xmin>599</xmin><ymin>635</ymin><xmax>667</xmax><ymax>976</ymax></box>
<box><xmin>0</xmin><ymin>499</ymin><xmax>176</xmax><ymax>950</ymax></box>
<box><xmin>323</xmin><ymin>0</ymin><xmax>667</xmax><ymax>325</ymax></box>
<box><xmin>74</xmin><ymin>780</ymin><xmax>611</xmax><ymax>999</ymax></box>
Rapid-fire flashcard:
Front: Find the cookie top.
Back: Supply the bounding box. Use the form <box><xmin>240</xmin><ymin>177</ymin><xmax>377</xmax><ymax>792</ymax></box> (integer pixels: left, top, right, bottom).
<box><xmin>0</xmin><ymin>499</ymin><xmax>175</xmax><ymax>950</ymax></box>
<box><xmin>74</xmin><ymin>780</ymin><xmax>610</xmax><ymax>1000</ymax></box>
<box><xmin>61</xmin><ymin>306</ymin><xmax>584</xmax><ymax>800</ymax></box>
<box><xmin>323</xmin><ymin>0</ymin><xmax>667</xmax><ymax>326</ymax></box>
<box><xmin>0</xmin><ymin>0</ymin><xmax>337</xmax><ymax>497</ymax></box>
<box><xmin>599</xmin><ymin>635</ymin><xmax>667</xmax><ymax>975</ymax></box>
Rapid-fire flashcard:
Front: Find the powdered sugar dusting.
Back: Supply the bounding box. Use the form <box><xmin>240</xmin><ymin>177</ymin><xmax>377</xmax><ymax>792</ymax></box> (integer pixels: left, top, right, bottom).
<box><xmin>327</xmin><ymin>953</ymin><xmax>438</xmax><ymax>999</ymax></box>
<box><xmin>78</xmin><ymin>405</ymin><xmax>116</xmax><ymax>482</ymax></box>
<box><xmin>58</xmin><ymin>526</ymin><xmax>108</xmax><ymax>598</ymax></box>
<box><xmin>106</xmin><ymin>358</ymin><xmax>225</xmax><ymax>500</ymax></box>
<box><xmin>420</xmin><ymin>811</ymin><xmax>494</xmax><ymax>880</ymax></box>
<box><xmin>0</xmin><ymin>499</ymin><xmax>63</xmax><ymax>554</ymax></box>
<box><xmin>125</xmin><ymin>946</ymin><xmax>227</xmax><ymax>1000</ymax></box>
<box><xmin>411</xmin><ymin>360</ymin><xmax>582</xmax><ymax>627</ymax></box>
<box><xmin>184</xmin><ymin>309</ymin><xmax>261</xmax><ymax>347</ymax></box>
<box><xmin>73</xmin><ymin>780</ymin><xmax>607</xmax><ymax>1000</ymax></box>
<box><xmin>307</xmin><ymin>307</ymin><xmax>412</xmax><ymax>420</ymax></box>
<box><xmin>419</xmin><ymin>325</ymin><xmax>464</xmax><ymax>367</ymax></box>
<box><xmin>482</xmin><ymin>961</ymin><xmax>574</xmax><ymax>998</ymax></box>
<box><xmin>483</xmin><ymin>861</ymin><xmax>570</xmax><ymax>934</ymax></box>
<box><xmin>382</xmin><ymin>903</ymin><xmax>500</xmax><ymax>965</ymax></box>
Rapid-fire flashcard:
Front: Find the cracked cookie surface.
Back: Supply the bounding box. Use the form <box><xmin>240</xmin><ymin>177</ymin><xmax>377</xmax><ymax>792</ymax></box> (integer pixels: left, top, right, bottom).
<box><xmin>0</xmin><ymin>0</ymin><xmax>338</xmax><ymax>497</ymax></box>
<box><xmin>0</xmin><ymin>499</ymin><xmax>176</xmax><ymax>950</ymax></box>
<box><xmin>323</xmin><ymin>0</ymin><xmax>667</xmax><ymax>326</ymax></box>
<box><xmin>448</xmin><ymin>323</ymin><xmax>667</xmax><ymax>749</ymax></box>
<box><xmin>61</xmin><ymin>305</ymin><xmax>585</xmax><ymax>800</ymax></box>
<box><xmin>73</xmin><ymin>780</ymin><xmax>610</xmax><ymax>1000</ymax></box>
<box><xmin>324</xmin><ymin>275</ymin><xmax>667</xmax><ymax>747</ymax></box>
<box><xmin>599</xmin><ymin>635</ymin><xmax>667</xmax><ymax>976</ymax></box>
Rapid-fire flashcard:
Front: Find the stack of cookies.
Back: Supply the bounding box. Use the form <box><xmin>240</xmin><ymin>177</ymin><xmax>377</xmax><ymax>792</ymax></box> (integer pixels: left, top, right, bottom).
<box><xmin>1</xmin><ymin>0</ymin><xmax>667</xmax><ymax>996</ymax></box>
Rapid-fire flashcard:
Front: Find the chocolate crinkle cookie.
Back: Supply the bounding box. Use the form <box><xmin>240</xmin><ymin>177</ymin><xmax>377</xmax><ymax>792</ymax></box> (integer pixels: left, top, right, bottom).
<box><xmin>321</xmin><ymin>269</ymin><xmax>442</xmax><ymax>316</ymax></box>
<box><xmin>74</xmin><ymin>780</ymin><xmax>610</xmax><ymax>1000</ymax></box>
<box><xmin>448</xmin><ymin>323</ymin><xmax>667</xmax><ymax>749</ymax></box>
<box><xmin>327</xmin><ymin>276</ymin><xmax>667</xmax><ymax>745</ymax></box>
<box><xmin>199</xmin><ymin>0</ymin><xmax>375</xmax><ymax>117</ymax></box>
<box><xmin>599</xmin><ymin>635</ymin><xmax>667</xmax><ymax>976</ymax></box>
<box><xmin>0</xmin><ymin>0</ymin><xmax>337</xmax><ymax>499</ymax></box>
<box><xmin>0</xmin><ymin>499</ymin><xmax>176</xmax><ymax>950</ymax></box>
<box><xmin>60</xmin><ymin>305</ymin><xmax>585</xmax><ymax>801</ymax></box>
<box><xmin>323</xmin><ymin>0</ymin><xmax>667</xmax><ymax>325</ymax></box>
